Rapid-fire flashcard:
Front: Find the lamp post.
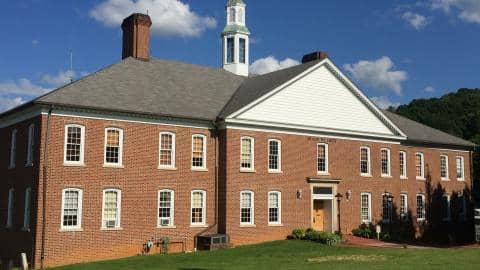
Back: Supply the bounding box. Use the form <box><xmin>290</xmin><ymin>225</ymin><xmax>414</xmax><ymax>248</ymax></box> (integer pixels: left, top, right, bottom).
<box><xmin>335</xmin><ymin>193</ymin><xmax>343</xmax><ymax>234</ymax></box>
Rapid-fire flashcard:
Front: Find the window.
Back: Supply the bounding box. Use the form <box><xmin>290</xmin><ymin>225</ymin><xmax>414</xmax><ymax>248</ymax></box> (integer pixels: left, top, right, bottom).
<box><xmin>399</xmin><ymin>151</ymin><xmax>407</xmax><ymax>178</ymax></box>
<box><xmin>192</xmin><ymin>134</ymin><xmax>206</xmax><ymax>169</ymax></box>
<box><xmin>268</xmin><ymin>191</ymin><xmax>281</xmax><ymax>225</ymax></box>
<box><xmin>441</xmin><ymin>194</ymin><xmax>451</xmax><ymax>221</ymax></box>
<box><xmin>227</xmin><ymin>37</ymin><xmax>235</xmax><ymax>63</ymax></box>
<box><xmin>237</xmin><ymin>8</ymin><xmax>244</xmax><ymax>23</ymax></box>
<box><xmin>416</xmin><ymin>194</ymin><xmax>426</xmax><ymax>221</ymax></box>
<box><xmin>104</xmin><ymin>128</ymin><xmax>123</xmax><ymax>166</ymax></box>
<box><xmin>61</xmin><ymin>188</ymin><xmax>83</xmax><ymax>230</ymax></box>
<box><xmin>268</xmin><ymin>139</ymin><xmax>281</xmax><ymax>172</ymax></box>
<box><xmin>240</xmin><ymin>137</ymin><xmax>254</xmax><ymax>171</ymax></box>
<box><xmin>102</xmin><ymin>189</ymin><xmax>121</xmax><ymax>229</ymax></box>
<box><xmin>239</xmin><ymin>38</ymin><xmax>246</xmax><ymax>64</ymax></box>
<box><xmin>9</xmin><ymin>129</ymin><xmax>17</xmax><ymax>168</ymax></box>
<box><xmin>360</xmin><ymin>193</ymin><xmax>371</xmax><ymax>223</ymax></box>
<box><xmin>380</xmin><ymin>148</ymin><xmax>391</xmax><ymax>177</ymax></box>
<box><xmin>159</xmin><ymin>132</ymin><xmax>176</xmax><ymax>168</ymax></box>
<box><xmin>229</xmin><ymin>7</ymin><xmax>236</xmax><ymax>23</ymax></box>
<box><xmin>440</xmin><ymin>155</ymin><xmax>449</xmax><ymax>180</ymax></box>
<box><xmin>6</xmin><ymin>188</ymin><xmax>14</xmax><ymax>228</ymax></box>
<box><xmin>456</xmin><ymin>156</ymin><xmax>465</xmax><ymax>180</ymax></box>
<box><xmin>23</xmin><ymin>187</ymin><xmax>31</xmax><ymax>230</ymax></box>
<box><xmin>64</xmin><ymin>125</ymin><xmax>85</xmax><ymax>165</ymax></box>
<box><xmin>158</xmin><ymin>190</ymin><xmax>174</xmax><ymax>227</ymax></box>
<box><xmin>26</xmin><ymin>124</ymin><xmax>35</xmax><ymax>166</ymax></box>
<box><xmin>382</xmin><ymin>194</ymin><xmax>393</xmax><ymax>222</ymax></box>
<box><xmin>457</xmin><ymin>195</ymin><xmax>467</xmax><ymax>221</ymax></box>
<box><xmin>415</xmin><ymin>152</ymin><xmax>425</xmax><ymax>179</ymax></box>
<box><xmin>317</xmin><ymin>143</ymin><xmax>328</xmax><ymax>174</ymax></box>
<box><xmin>240</xmin><ymin>191</ymin><xmax>254</xmax><ymax>225</ymax></box>
<box><xmin>191</xmin><ymin>190</ymin><xmax>206</xmax><ymax>225</ymax></box>
<box><xmin>400</xmin><ymin>194</ymin><xmax>408</xmax><ymax>221</ymax></box>
<box><xmin>360</xmin><ymin>147</ymin><xmax>370</xmax><ymax>175</ymax></box>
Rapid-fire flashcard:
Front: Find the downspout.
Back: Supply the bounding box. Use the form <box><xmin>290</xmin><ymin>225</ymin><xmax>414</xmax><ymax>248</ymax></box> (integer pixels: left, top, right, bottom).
<box><xmin>193</xmin><ymin>122</ymin><xmax>219</xmax><ymax>251</ymax></box>
<box><xmin>40</xmin><ymin>105</ymin><xmax>53</xmax><ymax>270</ymax></box>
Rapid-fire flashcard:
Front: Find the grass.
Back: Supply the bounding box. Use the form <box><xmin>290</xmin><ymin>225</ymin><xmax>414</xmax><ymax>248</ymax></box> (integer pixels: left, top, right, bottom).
<box><xmin>52</xmin><ymin>240</ymin><xmax>480</xmax><ymax>270</ymax></box>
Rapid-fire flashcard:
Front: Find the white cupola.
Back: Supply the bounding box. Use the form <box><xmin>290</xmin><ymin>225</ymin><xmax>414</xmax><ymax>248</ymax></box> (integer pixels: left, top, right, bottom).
<box><xmin>222</xmin><ymin>0</ymin><xmax>250</xmax><ymax>77</ymax></box>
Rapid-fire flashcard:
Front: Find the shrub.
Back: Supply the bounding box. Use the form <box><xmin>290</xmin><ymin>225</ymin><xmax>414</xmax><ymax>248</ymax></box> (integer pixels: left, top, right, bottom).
<box><xmin>352</xmin><ymin>223</ymin><xmax>376</xmax><ymax>239</ymax></box>
<box><xmin>291</xmin><ymin>228</ymin><xmax>305</xmax><ymax>240</ymax></box>
<box><xmin>299</xmin><ymin>229</ymin><xmax>341</xmax><ymax>246</ymax></box>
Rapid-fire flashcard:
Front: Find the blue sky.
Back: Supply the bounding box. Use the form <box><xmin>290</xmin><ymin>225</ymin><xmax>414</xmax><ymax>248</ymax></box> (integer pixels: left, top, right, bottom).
<box><xmin>1</xmin><ymin>0</ymin><xmax>480</xmax><ymax>112</ymax></box>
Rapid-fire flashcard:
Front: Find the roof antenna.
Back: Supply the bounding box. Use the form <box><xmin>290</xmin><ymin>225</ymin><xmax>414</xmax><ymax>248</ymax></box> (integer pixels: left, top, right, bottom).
<box><xmin>69</xmin><ymin>51</ymin><xmax>74</xmax><ymax>83</ymax></box>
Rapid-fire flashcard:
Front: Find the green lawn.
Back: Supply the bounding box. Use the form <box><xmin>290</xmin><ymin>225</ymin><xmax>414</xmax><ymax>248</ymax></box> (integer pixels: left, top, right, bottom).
<box><xmin>52</xmin><ymin>240</ymin><xmax>480</xmax><ymax>270</ymax></box>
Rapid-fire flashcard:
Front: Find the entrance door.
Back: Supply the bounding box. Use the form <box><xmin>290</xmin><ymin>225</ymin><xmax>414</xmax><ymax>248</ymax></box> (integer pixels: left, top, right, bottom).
<box><xmin>313</xmin><ymin>200</ymin><xmax>324</xmax><ymax>231</ymax></box>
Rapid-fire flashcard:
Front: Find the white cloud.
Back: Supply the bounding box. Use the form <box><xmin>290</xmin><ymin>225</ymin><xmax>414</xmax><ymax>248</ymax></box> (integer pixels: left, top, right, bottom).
<box><xmin>0</xmin><ymin>78</ymin><xmax>50</xmax><ymax>96</ymax></box>
<box><xmin>41</xmin><ymin>70</ymin><xmax>75</xmax><ymax>87</ymax></box>
<box><xmin>90</xmin><ymin>0</ymin><xmax>217</xmax><ymax>37</ymax></box>
<box><xmin>431</xmin><ymin>0</ymin><xmax>480</xmax><ymax>23</ymax></box>
<box><xmin>249</xmin><ymin>56</ymin><xmax>300</xmax><ymax>75</ymax></box>
<box><xmin>402</xmin><ymin>11</ymin><xmax>430</xmax><ymax>29</ymax></box>
<box><xmin>424</xmin><ymin>86</ymin><xmax>435</xmax><ymax>92</ymax></box>
<box><xmin>32</xmin><ymin>39</ymin><xmax>39</xmax><ymax>47</ymax></box>
<box><xmin>344</xmin><ymin>56</ymin><xmax>408</xmax><ymax>95</ymax></box>
<box><xmin>0</xmin><ymin>96</ymin><xmax>27</xmax><ymax>112</ymax></box>
<box><xmin>370</xmin><ymin>96</ymin><xmax>401</xmax><ymax>109</ymax></box>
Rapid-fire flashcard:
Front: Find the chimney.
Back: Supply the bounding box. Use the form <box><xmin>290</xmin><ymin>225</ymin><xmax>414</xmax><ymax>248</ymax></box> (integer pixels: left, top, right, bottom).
<box><xmin>121</xmin><ymin>13</ymin><xmax>152</xmax><ymax>60</ymax></box>
<box><xmin>301</xmin><ymin>51</ymin><xmax>328</xmax><ymax>64</ymax></box>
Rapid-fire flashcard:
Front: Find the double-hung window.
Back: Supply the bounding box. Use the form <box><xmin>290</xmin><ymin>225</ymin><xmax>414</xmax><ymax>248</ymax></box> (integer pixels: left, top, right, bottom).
<box><xmin>268</xmin><ymin>191</ymin><xmax>281</xmax><ymax>225</ymax></box>
<box><xmin>240</xmin><ymin>191</ymin><xmax>254</xmax><ymax>225</ymax></box>
<box><xmin>317</xmin><ymin>143</ymin><xmax>328</xmax><ymax>174</ymax></box>
<box><xmin>456</xmin><ymin>156</ymin><xmax>465</xmax><ymax>181</ymax></box>
<box><xmin>191</xmin><ymin>190</ymin><xmax>206</xmax><ymax>225</ymax></box>
<box><xmin>441</xmin><ymin>194</ymin><xmax>451</xmax><ymax>221</ymax></box>
<box><xmin>23</xmin><ymin>187</ymin><xmax>31</xmax><ymax>230</ymax></box>
<box><xmin>416</xmin><ymin>194</ymin><xmax>426</xmax><ymax>221</ymax></box>
<box><xmin>415</xmin><ymin>152</ymin><xmax>425</xmax><ymax>179</ymax></box>
<box><xmin>26</xmin><ymin>124</ymin><xmax>35</xmax><ymax>166</ymax></box>
<box><xmin>158</xmin><ymin>190</ymin><xmax>174</xmax><ymax>227</ymax></box>
<box><xmin>239</xmin><ymin>38</ymin><xmax>246</xmax><ymax>64</ymax></box>
<box><xmin>9</xmin><ymin>129</ymin><xmax>17</xmax><ymax>169</ymax></box>
<box><xmin>240</xmin><ymin>137</ymin><xmax>254</xmax><ymax>171</ymax></box>
<box><xmin>102</xmin><ymin>189</ymin><xmax>121</xmax><ymax>229</ymax></box>
<box><xmin>192</xmin><ymin>135</ymin><xmax>207</xmax><ymax>170</ymax></box>
<box><xmin>268</xmin><ymin>139</ymin><xmax>281</xmax><ymax>172</ymax></box>
<box><xmin>6</xmin><ymin>188</ymin><xmax>14</xmax><ymax>228</ymax></box>
<box><xmin>61</xmin><ymin>188</ymin><xmax>83</xmax><ymax>230</ymax></box>
<box><xmin>159</xmin><ymin>132</ymin><xmax>176</xmax><ymax>169</ymax></box>
<box><xmin>104</xmin><ymin>128</ymin><xmax>123</xmax><ymax>166</ymax></box>
<box><xmin>399</xmin><ymin>151</ymin><xmax>407</xmax><ymax>178</ymax></box>
<box><xmin>64</xmin><ymin>125</ymin><xmax>85</xmax><ymax>165</ymax></box>
<box><xmin>380</xmin><ymin>148</ymin><xmax>391</xmax><ymax>177</ymax></box>
<box><xmin>382</xmin><ymin>194</ymin><xmax>393</xmax><ymax>222</ymax></box>
<box><xmin>400</xmin><ymin>194</ymin><xmax>408</xmax><ymax>221</ymax></box>
<box><xmin>360</xmin><ymin>147</ymin><xmax>370</xmax><ymax>175</ymax></box>
<box><xmin>226</xmin><ymin>37</ymin><xmax>235</xmax><ymax>63</ymax></box>
<box><xmin>440</xmin><ymin>155</ymin><xmax>449</xmax><ymax>180</ymax></box>
<box><xmin>360</xmin><ymin>192</ymin><xmax>371</xmax><ymax>223</ymax></box>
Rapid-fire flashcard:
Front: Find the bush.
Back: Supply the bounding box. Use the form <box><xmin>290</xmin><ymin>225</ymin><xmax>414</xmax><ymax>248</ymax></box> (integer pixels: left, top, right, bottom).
<box><xmin>294</xmin><ymin>229</ymin><xmax>341</xmax><ymax>246</ymax></box>
<box><xmin>352</xmin><ymin>223</ymin><xmax>376</xmax><ymax>239</ymax></box>
<box><xmin>291</xmin><ymin>228</ymin><xmax>305</xmax><ymax>240</ymax></box>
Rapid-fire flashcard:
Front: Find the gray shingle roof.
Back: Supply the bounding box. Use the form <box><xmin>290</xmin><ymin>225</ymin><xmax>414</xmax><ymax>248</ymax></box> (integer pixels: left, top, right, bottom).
<box><xmin>383</xmin><ymin>111</ymin><xmax>475</xmax><ymax>148</ymax></box>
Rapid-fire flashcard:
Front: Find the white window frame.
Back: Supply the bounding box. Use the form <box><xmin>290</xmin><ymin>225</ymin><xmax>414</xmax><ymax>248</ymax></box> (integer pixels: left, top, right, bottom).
<box><xmin>157</xmin><ymin>189</ymin><xmax>175</xmax><ymax>227</ymax></box>
<box><xmin>399</xmin><ymin>151</ymin><xmax>407</xmax><ymax>179</ymax></box>
<box><xmin>380</xmin><ymin>148</ymin><xmax>391</xmax><ymax>177</ymax></box>
<box><xmin>381</xmin><ymin>193</ymin><xmax>393</xmax><ymax>223</ymax></box>
<box><xmin>158</xmin><ymin>132</ymin><xmax>176</xmax><ymax>169</ymax></box>
<box><xmin>360</xmin><ymin>146</ymin><xmax>371</xmax><ymax>176</ymax></box>
<box><xmin>23</xmin><ymin>187</ymin><xmax>31</xmax><ymax>230</ymax></box>
<box><xmin>101</xmin><ymin>189</ymin><xmax>122</xmax><ymax>229</ymax></box>
<box><xmin>60</xmin><ymin>188</ymin><xmax>83</xmax><ymax>230</ymax></box>
<box><xmin>415</xmin><ymin>152</ymin><xmax>425</xmax><ymax>180</ymax></box>
<box><xmin>26</xmin><ymin>124</ymin><xmax>35</xmax><ymax>166</ymax></box>
<box><xmin>240</xmin><ymin>190</ymin><xmax>254</xmax><ymax>226</ymax></box>
<box><xmin>456</xmin><ymin>156</ymin><xmax>465</xmax><ymax>181</ymax></box>
<box><xmin>240</xmin><ymin>136</ymin><xmax>255</xmax><ymax>171</ymax></box>
<box><xmin>441</xmin><ymin>194</ymin><xmax>451</xmax><ymax>222</ymax></box>
<box><xmin>268</xmin><ymin>191</ymin><xmax>281</xmax><ymax>225</ymax></box>
<box><xmin>400</xmin><ymin>193</ymin><xmax>408</xmax><ymax>221</ymax></box>
<box><xmin>104</xmin><ymin>127</ymin><xmax>124</xmax><ymax>167</ymax></box>
<box><xmin>316</xmin><ymin>143</ymin><xmax>329</xmax><ymax>174</ymax></box>
<box><xmin>440</xmin><ymin>155</ymin><xmax>449</xmax><ymax>180</ymax></box>
<box><xmin>63</xmin><ymin>124</ymin><xmax>85</xmax><ymax>166</ymax></box>
<box><xmin>190</xmin><ymin>190</ymin><xmax>206</xmax><ymax>226</ymax></box>
<box><xmin>267</xmin><ymin>139</ymin><xmax>281</xmax><ymax>173</ymax></box>
<box><xmin>191</xmin><ymin>134</ymin><xmax>207</xmax><ymax>170</ymax></box>
<box><xmin>9</xmin><ymin>129</ymin><xmax>17</xmax><ymax>169</ymax></box>
<box><xmin>416</xmin><ymin>194</ymin><xmax>426</xmax><ymax>221</ymax></box>
<box><xmin>360</xmin><ymin>192</ymin><xmax>372</xmax><ymax>223</ymax></box>
<box><xmin>6</xmin><ymin>188</ymin><xmax>14</xmax><ymax>228</ymax></box>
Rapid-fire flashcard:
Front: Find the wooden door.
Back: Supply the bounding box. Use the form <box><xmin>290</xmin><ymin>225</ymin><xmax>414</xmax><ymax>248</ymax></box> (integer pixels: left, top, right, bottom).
<box><xmin>313</xmin><ymin>200</ymin><xmax>324</xmax><ymax>231</ymax></box>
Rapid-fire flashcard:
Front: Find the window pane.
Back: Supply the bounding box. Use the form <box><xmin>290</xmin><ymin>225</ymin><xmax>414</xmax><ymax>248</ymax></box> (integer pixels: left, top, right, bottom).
<box><xmin>400</xmin><ymin>194</ymin><xmax>408</xmax><ymax>220</ymax></box>
<box><xmin>361</xmin><ymin>194</ymin><xmax>370</xmax><ymax>222</ymax></box>
<box><xmin>239</xmin><ymin>38</ymin><xmax>246</xmax><ymax>64</ymax></box>
<box><xmin>381</xmin><ymin>149</ymin><xmax>390</xmax><ymax>175</ymax></box>
<box><xmin>66</xmin><ymin>126</ymin><xmax>82</xmax><ymax>162</ymax></box>
<box><xmin>382</xmin><ymin>195</ymin><xmax>392</xmax><ymax>222</ymax></box>
<box><xmin>317</xmin><ymin>144</ymin><xmax>327</xmax><ymax>172</ymax></box>
<box><xmin>158</xmin><ymin>191</ymin><xmax>173</xmax><ymax>226</ymax></box>
<box><xmin>360</xmin><ymin>148</ymin><xmax>369</xmax><ymax>174</ymax></box>
<box><xmin>440</xmin><ymin>156</ymin><xmax>448</xmax><ymax>178</ymax></box>
<box><xmin>399</xmin><ymin>152</ymin><xmax>406</xmax><ymax>177</ymax></box>
<box><xmin>241</xmin><ymin>192</ymin><xmax>252</xmax><ymax>224</ymax></box>
<box><xmin>192</xmin><ymin>136</ymin><xmax>205</xmax><ymax>168</ymax></box>
<box><xmin>415</xmin><ymin>154</ymin><xmax>423</xmax><ymax>177</ymax></box>
<box><xmin>456</xmin><ymin>157</ymin><xmax>464</xmax><ymax>179</ymax></box>
<box><xmin>191</xmin><ymin>191</ymin><xmax>204</xmax><ymax>224</ymax></box>
<box><xmin>105</xmin><ymin>129</ymin><xmax>120</xmax><ymax>164</ymax></box>
<box><xmin>63</xmin><ymin>190</ymin><xmax>79</xmax><ymax>227</ymax></box>
<box><xmin>268</xmin><ymin>193</ymin><xmax>279</xmax><ymax>223</ymax></box>
<box><xmin>103</xmin><ymin>191</ymin><xmax>119</xmax><ymax>227</ymax></box>
<box><xmin>268</xmin><ymin>140</ymin><xmax>279</xmax><ymax>170</ymax></box>
<box><xmin>241</xmin><ymin>138</ymin><xmax>252</xmax><ymax>169</ymax></box>
<box><xmin>416</xmin><ymin>195</ymin><xmax>425</xmax><ymax>220</ymax></box>
<box><xmin>227</xmin><ymin>37</ymin><xmax>234</xmax><ymax>63</ymax></box>
<box><xmin>160</xmin><ymin>134</ymin><xmax>174</xmax><ymax>166</ymax></box>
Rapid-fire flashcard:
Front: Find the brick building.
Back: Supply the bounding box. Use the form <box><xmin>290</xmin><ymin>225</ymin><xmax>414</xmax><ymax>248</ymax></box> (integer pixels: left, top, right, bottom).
<box><xmin>0</xmin><ymin>1</ymin><xmax>475</xmax><ymax>268</ymax></box>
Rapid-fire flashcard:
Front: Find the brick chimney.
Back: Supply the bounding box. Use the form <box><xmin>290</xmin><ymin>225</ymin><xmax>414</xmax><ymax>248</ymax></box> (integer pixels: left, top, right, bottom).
<box><xmin>121</xmin><ymin>13</ymin><xmax>152</xmax><ymax>60</ymax></box>
<box><xmin>301</xmin><ymin>51</ymin><xmax>329</xmax><ymax>63</ymax></box>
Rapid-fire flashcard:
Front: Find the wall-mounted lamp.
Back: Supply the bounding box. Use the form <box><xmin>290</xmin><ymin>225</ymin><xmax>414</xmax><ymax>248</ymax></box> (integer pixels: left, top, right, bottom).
<box><xmin>346</xmin><ymin>190</ymin><xmax>352</xmax><ymax>201</ymax></box>
<box><xmin>296</xmin><ymin>189</ymin><xmax>303</xmax><ymax>199</ymax></box>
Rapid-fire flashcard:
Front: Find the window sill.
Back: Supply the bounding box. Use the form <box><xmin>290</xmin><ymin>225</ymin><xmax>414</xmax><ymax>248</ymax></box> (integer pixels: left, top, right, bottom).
<box><xmin>268</xmin><ymin>170</ymin><xmax>283</xmax><ymax>174</ymax></box>
<box><xmin>268</xmin><ymin>223</ymin><xmax>283</xmax><ymax>227</ymax></box>
<box><xmin>316</xmin><ymin>172</ymin><xmax>330</xmax><ymax>176</ymax></box>
<box><xmin>190</xmin><ymin>224</ymin><xmax>208</xmax><ymax>228</ymax></box>
<box><xmin>157</xmin><ymin>225</ymin><xmax>176</xmax><ymax>229</ymax></box>
<box><xmin>63</xmin><ymin>163</ymin><xmax>85</xmax><ymax>167</ymax></box>
<box><xmin>441</xmin><ymin>178</ymin><xmax>450</xmax><ymax>181</ymax></box>
<box><xmin>240</xmin><ymin>224</ymin><xmax>256</xmax><ymax>228</ymax></box>
<box><xmin>21</xmin><ymin>227</ymin><xmax>30</xmax><ymax>232</ymax></box>
<box><xmin>101</xmin><ymin>227</ymin><xmax>123</xmax><ymax>231</ymax></box>
<box><xmin>158</xmin><ymin>167</ymin><xmax>177</xmax><ymax>171</ymax></box>
<box><xmin>360</xmin><ymin>174</ymin><xmax>372</xmax><ymax>177</ymax></box>
<box><xmin>24</xmin><ymin>163</ymin><xmax>33</xmax><ymax>168</ymax></box>
<box><xmin>416</xmin><ymin>177</ymin><xmax>426</xmax><ymax>181</ymax></box>
<box><xmin>59</xmin><ymin>228</ymin><xmax>83</xmax><ymax>232</ymax></box>
<box><xmin>381</xmin><ymin>175</ymin><xmax>392</xmax><ymax>178</ymax></box>
<box><xmin>457</xmin><ymin>178</ymin><xmax>465</xmax><ymax>182</ymax></box>
<box><xmin>103</xmin><ymin>164</ymin><xmax>124</xmax><ymax>169</ymax></box>
<box><xmin>240</xmin><ymin>169</ymin><xmax>256</xmax><ymax>173</ymax></box>
<box><xmin>191</xmin><ymin>168</ymin><xmax>208</xmax><ymax>172</ymax></box>
<box><xmin>400</xmin><ymin>177</ymin><xmax>408</xmax><ymax>180</ymax></box>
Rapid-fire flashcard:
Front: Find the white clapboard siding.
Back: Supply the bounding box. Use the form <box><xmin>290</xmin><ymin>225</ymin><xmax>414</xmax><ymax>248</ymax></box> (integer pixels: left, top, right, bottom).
<box><xmin>235</xmin><ymin>65</ymin><xmax>394</xmax><ymax>136</ymax></box>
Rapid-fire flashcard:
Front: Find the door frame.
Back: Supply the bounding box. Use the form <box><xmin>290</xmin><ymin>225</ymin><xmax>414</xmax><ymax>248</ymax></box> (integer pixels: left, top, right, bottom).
<box><xmin>310</xmin><ymin>183</ymin><xmax>337</xmax><ymax>232</ymax></box>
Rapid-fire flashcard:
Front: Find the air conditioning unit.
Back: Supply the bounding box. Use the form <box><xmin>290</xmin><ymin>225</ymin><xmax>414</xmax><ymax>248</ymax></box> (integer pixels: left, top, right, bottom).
<box><xmin>475</xmin><ymin>209</ymin><xmax>480</xmax><ymax>242</ymax></box>
<box><xmin>106</xmin><ymin>220</ymin><xmax>116</xmax><ymax>228</ymax></box>
<box><xmin>197</xmin><ymin>234</ymin><xmax>230</xmax><ymax>251</ymax></box>
<box><xmin>160</xmin><ymin>219</ymin><xmax>170</xmax><ymax>227</ymax></box>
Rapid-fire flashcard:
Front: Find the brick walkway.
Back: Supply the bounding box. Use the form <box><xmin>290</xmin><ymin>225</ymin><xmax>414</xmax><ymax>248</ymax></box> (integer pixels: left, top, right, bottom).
<box><xmin>342</xmin><ymin>235</ymin><xmax>426</xmax><ymax>249</ymax></box>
